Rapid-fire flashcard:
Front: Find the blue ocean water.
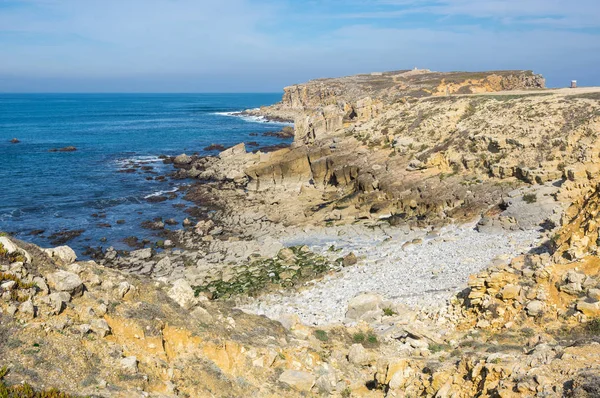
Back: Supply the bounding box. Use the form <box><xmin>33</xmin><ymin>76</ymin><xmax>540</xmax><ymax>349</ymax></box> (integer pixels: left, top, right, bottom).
<box><xmin>0</xmin><ymin>93</ymin><xmax>290</xmax><ymax>255</ymax></box>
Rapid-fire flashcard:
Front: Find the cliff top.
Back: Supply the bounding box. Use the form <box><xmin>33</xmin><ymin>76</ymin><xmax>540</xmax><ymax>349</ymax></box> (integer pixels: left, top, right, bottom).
<box><xmin>282</xmin><ymin>69</ymin><xmax>545</xmax><ymax>108</ymax></box>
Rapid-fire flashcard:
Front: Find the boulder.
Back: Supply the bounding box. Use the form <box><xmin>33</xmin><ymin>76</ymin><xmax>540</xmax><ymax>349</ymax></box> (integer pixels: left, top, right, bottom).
<box><xmin>120</xmin><ymin>356</ymin><xmax>138</xmax><ymax>373</ymax></box>
<box><xmin>44</xmin><ymin>246</ymin><xmax>77</xmax><ymax>264</ymax></box>
<box><xmin>219</xmin><ymin>143</ymin><xmax>246</xmax><ymax>159</ymax></box>
<box><xmin>117</xmin><ymin>282</ymin><xmax>131</xmax><ymax>298</ymax></box>
<box><xmin>577</xmin><ymin>301</ymin><xmax>600</xmax><ymax>317</ymax></box>
<box><xmin>18</xmin><ymin>300</ymin><xmax>36</xmax><ymax>319</ymax></box>
<box><xmin>525</xmin><ymin>300</ymin><xmax>545</xmax><ymax>317</ymax></box>
<box><xmin>174</xmin><ymin>154</ymin><xmax>192</xmax><ymax>165</ymax></box>
<box><xmin>47</xmin><ymin>271</ymin><xmax>84</xmax><ymax>297</ymax></box>
<box><xmin>500</xmin><ymin>284</ymin><xmax>521</xmax><ymax>300</ymax></box>
<box><xmin>131</xmin><ymin>248</ymin><xmax>152</xmax><ymax>260</ymax></box>
<box><xmin>90</xmin><ymin>318</ymin><xmax>111</xmax><ymax>337</ymax></box>
<box><xmin>278</xmin><ymin>370</ymin><xmax>315</xmax><ymax>392</ymax></box>
<box><xmin>588</xmin><ymin>288</ymin><xmax>600</xmax><ymax>301</ymax></box>
<box><xmin>0</xmin><ymin>237</ymin><xmax>32</xmax><ymax>263</ymax></box>
<box><xmin>346</xmin><ymin>293</ymin><xmax>383</xmax><ymax>321</ymax></box>
<box><xmin>348</xmin><ymin>344</ymin><xmax>371</xmax><ymax>365</ymax></box>
<box><xmin>168</xmin><ymin>279</ymin><xmax>198</xmax><ymax>310</ymax></box>
<box><xmin>277</xmin><ymin>248</ymin><xmax>296</xmax><ymax>263</ymax></box>
<box><xmin>342</xmin><ymin>252</ymin><xmax>358</xmax><ymax>266</ymax></box>
<box><xmin>257</xmin><ymin>236</ymin><xmax>284</xmax><ymax>259</ymax></box>
<box><xmin>48</xmin><ymin>292</ymin><xmax>71</xmax><ymax>314</ymax></box>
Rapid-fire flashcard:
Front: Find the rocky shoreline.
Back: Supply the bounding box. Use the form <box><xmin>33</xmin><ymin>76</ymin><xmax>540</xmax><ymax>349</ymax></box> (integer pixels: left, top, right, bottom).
<box><xmin>2</xmin><ymin>69</ymin><xmax>600</xmax><ymax>397</ymax></box>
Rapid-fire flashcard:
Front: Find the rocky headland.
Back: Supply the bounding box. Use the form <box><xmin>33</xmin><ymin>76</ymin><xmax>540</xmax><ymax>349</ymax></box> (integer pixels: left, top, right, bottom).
<box><xmin>2</xmin><ymin>69</ymin><xmax>600</xmax><ymax>397</ymax></box>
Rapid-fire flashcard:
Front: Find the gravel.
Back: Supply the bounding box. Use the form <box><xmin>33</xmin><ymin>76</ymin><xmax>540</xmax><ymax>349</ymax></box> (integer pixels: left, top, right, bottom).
<box><xmin>240</xmin><ymin>222</ymin><xmax>540</xmax><ymax>326</ymax></box>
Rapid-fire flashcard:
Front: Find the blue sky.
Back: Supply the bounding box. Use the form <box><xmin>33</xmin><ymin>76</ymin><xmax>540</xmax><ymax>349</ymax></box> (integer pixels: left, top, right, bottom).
<box><xmin>1</xmin><ymin>0</ymin><xmax>599</xmax><ymax>92</ymax></box>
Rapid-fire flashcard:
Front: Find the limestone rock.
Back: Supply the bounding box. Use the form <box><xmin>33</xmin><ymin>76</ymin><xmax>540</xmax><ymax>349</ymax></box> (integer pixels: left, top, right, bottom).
<box><xmin>48</xmin><ymin>292</ymin><xmax>71</xmax><ymax>314</ymax></box>
<box><xmin>219</xmin><ymin>143</ymin><xmax>246</xmax><ymax>159</ymax></box>
<box><xmin>342</xmin><ymin>252</ymin><xmax>358</xmax><ymax>266</ymax></box>
<box><xmin>347</xmin><ymin>344</ymin><xmax>371</xmax><ymax>365</ymax></box>
<box><xmin>90</xmin><ymin>318</ymin><xmax>111</xmax><ymax>337</ymax></box>
<box><xmin>577</xmin><ymin>301</ymin><xmax>600</xmax><ymax>317</ymax></box>
<box><xmin>46</xmin><ymin>271</ymin><xmax>84</xmax><ymax>297</ymax></box>
<box><xmin>117</xmin><ymin>282</ymin><xmax>131</xmax><ymax>298</ymax></box>
<box><xmin>44</xmin><ymin>246</ymin><xmax>77</xmax><ymax>264</ymax></box>
<box><xmin>278</xmin><ymin>370</ymin><xmax>315</xmax><ymax>392</ymax></box>
<box><xmin>120</xmin><ymin>356</ymin><xmax>138</xmax><ymax>373</ymax></box>
<box><xmin>131</xmin><ymin>248</ymin><xmax>152</xmax><ymax>260</ymax></box>
<box><xmin>500</xmin><ymin>284</ymin><xmax>521</xmax><ymax>300</ymax></box>
<box><xmin>346</xmin><ymin>293</ymin><xmax>383</xmax><ymax>321</ymax></box>
<box><xmin>174</xmin><ymin>154</ymin><xmax>192</xmax><ymax>165</ymax></box>
<box><xmin>0</xmin><ymin>237</ymin><xmax>32</xmax><ymax>263</ymax></box>
<box><xmin>168</xmin><ymin>279</ymin><xmax>198</xmax><ymax>310</ymax></box>
<box><xmin>525</xmin><ymin>300</ymin><xmax>545</xmax><ymax>317</ymax></box>
<box><xmin>18</xmin><ymin>299</ymin><xmax>35</xmax><ymax>318</ymax></box>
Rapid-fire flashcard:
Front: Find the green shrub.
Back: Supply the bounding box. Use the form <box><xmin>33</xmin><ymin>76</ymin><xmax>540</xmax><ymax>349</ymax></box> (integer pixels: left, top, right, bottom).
<box><xmin>523</xmin><ymin>193</ymin><xmax>537</xmax><ymax>204</ymax></box>
<box><xmin>428</xmin><ymin>343</ymin><xmax>450</xmax><ymax>353</ymax></box>
<box><xmin>587</xmin><ymin>318</ymin><xmax>600</xmax><ymax>334</ymax></box>
<box><xmin>382</xmin><ymin>307</ymin><xmax>397</xmax><ymax>317</ymax></box>
<box><xmin>352</xmin><ymin>332</ymin><xmax>365</xmax><ymax>343</ymax></box>
<box><xmin>367</xmin><ymin>334</ymin><xmax>378</xmax><ymax>344</ymax></box>
<box><xmin>314</xmin><ymin>330</ymin><xmax>328</xmax><ymax>342</ymax></box>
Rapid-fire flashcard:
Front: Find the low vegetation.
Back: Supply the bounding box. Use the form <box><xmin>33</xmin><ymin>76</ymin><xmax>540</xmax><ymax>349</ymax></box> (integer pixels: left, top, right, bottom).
<box><xmin>523</xmin><ymin>193</ymin><xmax>537</xmax><ymax>204</ymax></box>
<box><xmin>0</xmin><ymin>366</ymin><xmax>82</xmax><ymax>398</ymax></box>
<box><xmin>193</xmin><ymin>247</ymin><xmax>343</xmax><ymax>299</ymax></box>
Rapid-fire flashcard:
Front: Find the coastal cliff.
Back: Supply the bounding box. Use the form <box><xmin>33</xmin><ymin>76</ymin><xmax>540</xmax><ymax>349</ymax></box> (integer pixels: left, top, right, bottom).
<box><xmin>3</xmin><ymin>69</ymin><xmax>600</xmax><ymax>397</ymax></box>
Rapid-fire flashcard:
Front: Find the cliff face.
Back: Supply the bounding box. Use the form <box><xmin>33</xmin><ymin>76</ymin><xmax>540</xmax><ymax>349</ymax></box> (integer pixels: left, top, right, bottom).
<box><xmin>274</xmin><ymin>69</ymin><xmax>545</xmax><ymax>143</ymax></box>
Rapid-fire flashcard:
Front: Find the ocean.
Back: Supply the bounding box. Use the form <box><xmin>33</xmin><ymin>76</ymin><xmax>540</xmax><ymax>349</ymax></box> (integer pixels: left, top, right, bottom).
<box><xmin>0</xmin><ymin>93</ymin><xmax>291</xmax><ymax>256</ymax></box>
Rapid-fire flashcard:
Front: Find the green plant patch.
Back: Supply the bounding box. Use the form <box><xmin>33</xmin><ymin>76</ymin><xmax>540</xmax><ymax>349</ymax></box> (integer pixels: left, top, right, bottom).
<box><xmin>192</xmin><ymin>247</ymin><xmax>338</xmax><ymax>299</ymax></box>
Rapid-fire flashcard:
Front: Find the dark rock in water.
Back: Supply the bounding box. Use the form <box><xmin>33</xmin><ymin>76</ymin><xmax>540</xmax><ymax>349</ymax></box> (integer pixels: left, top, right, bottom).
<box><xmin>122</xmin><ymin>236</ymin><xmax>145</xmax><ymax>249</ymax></box>
<box><xmin>204</xmin><ymin>144</ymin><xmax>227</xmax><ymax>151</ymax></box>
<box><xmin>118</xmin><ymin>168</ymin><xmax>136</xmax><ymax>174</ymax></box>
<box><xmin>10</xmin><ymin>138</ymin><xmax>20</xmax><ymax>144</ymax></box>
<box><xmin>246</xmin><ymin>141</ymin><xmax>260</xmax><ymax>147</ymax></box>
<box><xmin>97</xmin><ymin>223</ymin><xmax>112</xmax><ymax>228</ymax></box>
<box><xmin>164</xmin><ymin>218</ymin><xmax>178</xmax><ymax>226</ymax></box>
<box><xmin>116</xmin><ymin>219</ymin><xmax>126</xmax><ymax>225</ymax></box>
<box><xmin>100</xmin><ymin>237</ymin><xmax>107</xmax><ymax>242</ymax></box>
<box><xmin>82</xmin><ymin>246</ymin><xmax>104</xmax><ymax>259</ymax></box>
<box><xmin>48</xmin><ymin>229</ymin><xmax>85</xmax><ymax>245</ymax></box>
<box><xmin>262</xmin><ymin>126</ymin><xmax>294</xmax><ymax>139</ymax></box>
<box><xmin>141</xmin><ymin>166</ymin><xmax>154</xmax><ymax>171</ymax></box>
<box><xmin>49</xmin><ymin>146</ymin><xmax>77</xmax><ymax>152</ymax></box>
<box><xmin>256</xmin><ymin>143</ymin><xmax>289</xmax><ymax>153</ymax></box>
<box><xmin>145</xmin><ymin>177</ymin><xmax>154</xmax><ymax>180</ymax></box>
<box><xmin>146</xmin><ymin>195</ymin><xmax>168</xmax><ymax>203</ymax></box>
<box><xmin>28</xmin><ymin>229</ymin><xmax>45</xmax><ymax>236</ymax></box>
<box><xmin>172</xmin><ymin>203</ymin><xmax>186</xmax><ymax>209</ymax></box>
<box><xmin>249</xmin><ymin>132</ymin><xmax>259</xmax><ymax>136</ymax></box>
<box><xmin>141</xmin><ymin>220</ymin><xmax>165</xmax><ymax>230</ymax></box>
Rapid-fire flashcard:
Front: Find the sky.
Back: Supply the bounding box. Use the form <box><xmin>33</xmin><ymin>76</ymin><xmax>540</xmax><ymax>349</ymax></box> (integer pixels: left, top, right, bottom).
<box><xmin>0</xmin><ymin>0</ymin><xmax>599</xmax><ymax>92</ymax></box>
